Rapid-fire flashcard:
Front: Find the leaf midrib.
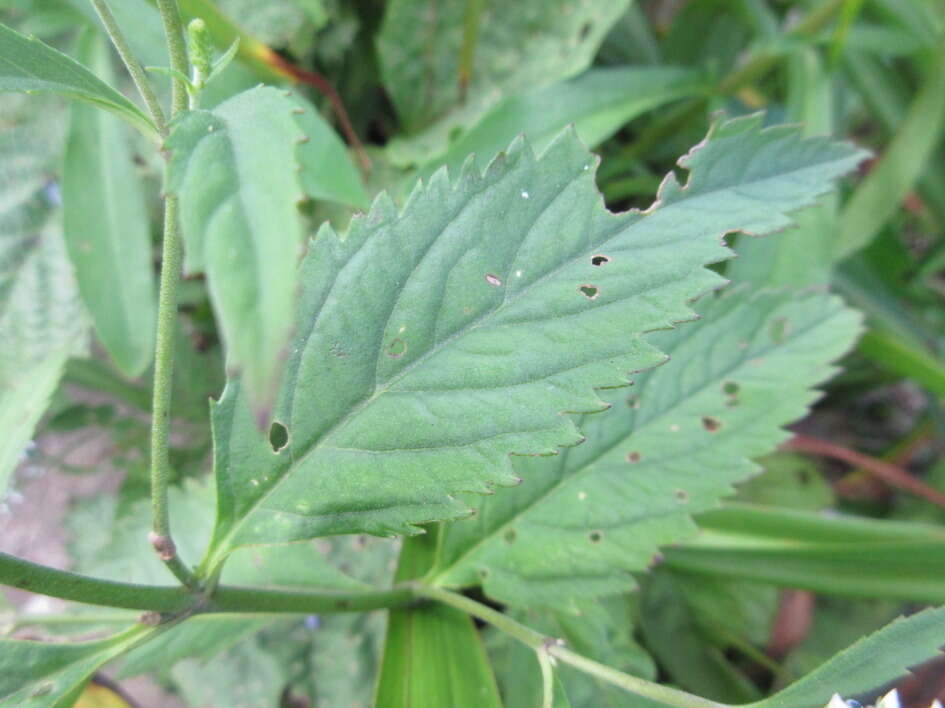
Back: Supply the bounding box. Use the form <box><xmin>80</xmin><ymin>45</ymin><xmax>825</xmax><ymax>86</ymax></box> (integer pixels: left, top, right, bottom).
<box><xmin>218</xmin><ymin>142</ymin><xmax>852</xmax><ymax>552</ymax></box>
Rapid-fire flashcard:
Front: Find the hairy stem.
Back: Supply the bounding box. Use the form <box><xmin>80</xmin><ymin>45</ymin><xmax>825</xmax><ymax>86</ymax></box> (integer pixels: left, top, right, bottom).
<box><xmin>413</xmin><ymin>585</ymin><xmax>727</xmax><ymax>708</ymax></box>
<box><xmin>90</xmin><ymin>0</ymin><xmax>167</xmax><ymax>135</ymax></box>
<box><xmin>0</xmin><ymin>552</ymin><xmax>416</xmax><ymax>615</ymax></box>
<box><xmin>148</xmin><ymin>195</ymin><xmax>197</xmax><ymax>588</ymax></box>
<box><xmin>147</xmin><ymin>0</ymin><xmax>196</xmax><ymax>587</ymax></box>
<box><xmin>155</xmin><ymin>0</ymin><xmax>190</xmax><ymax>116</ymax></box>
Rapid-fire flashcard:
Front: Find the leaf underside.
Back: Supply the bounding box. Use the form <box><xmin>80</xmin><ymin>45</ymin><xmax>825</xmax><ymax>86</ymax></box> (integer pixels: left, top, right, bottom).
<box><xmin>205</xmin><ymin>115</ymin><xmax>866</xmax><ymax>566</ymax></box>
<box><xmin>430</xmin><ymin>289</ymin><xmax>862</xmax><ymax>610</ymax></box>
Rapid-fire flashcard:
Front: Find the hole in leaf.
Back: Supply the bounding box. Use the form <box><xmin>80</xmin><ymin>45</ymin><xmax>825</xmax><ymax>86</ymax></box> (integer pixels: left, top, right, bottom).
<box><xmin>578</xmin><ymin>284</ymin><xmax>599</xmax><ymax>299</ymax></box>
<box><xmin>504</xmin><ymin>528</ymin><xmax>517</xmax><ymax>544</ymax></box>
<box><xmin>701</xmin><ymin>417</ymin><xmax>722</xmax><ymax>432</ymax></box>
<box><xmin>578</xmin><ymin>21</ymin><xmax>593</xmax><ymax>40</ymax></box>
<box><xmin>588</xmin><ymin>530</ymin><xmax>603</xmax><ymax>543</ymax></box>
<box><xmin>627</xmin><ymin>451</ymin><xmax>641</xmax><ymax>463</ymax></box>
<box><xmin>675</xmin><ymin>489</ymin><xmax>689</xmax><ymax>502</ymax></box>
<box><xmin>722</xmin><ymin>382</ymin><xmax>739</xmax><ymax>396</ymax></box>
<box><xmin>627</xmin><ymin>395</ymin><xmax>640</xmax><ymax>409</ymax></box>
<box><xmin>387</xmin><ymin>338</ymin><xmax>407</xmax><ymax>358</ymax></box>
<box><xmin>269</xmin><ymin>422</ymin><xmax>289</xmax><ymax>452</ymax></box>
<box><xmin>485</xmin><ymin>273</ymin><xmax>502</xmax><ymax>287</ymax></box>
<box><xmin>770</xmin><ymin>316</ymin><xmax>789</xmax><ymax>343</ymax></box>
<box><xmin>478</xmin><ymin>568</ymin><xmax>490</xmax><ymax>579</ymax></box>
<box><xmin>590</xmin><ymin>254</ymin><xmax>611</xmax><ymax>266</ymax></box>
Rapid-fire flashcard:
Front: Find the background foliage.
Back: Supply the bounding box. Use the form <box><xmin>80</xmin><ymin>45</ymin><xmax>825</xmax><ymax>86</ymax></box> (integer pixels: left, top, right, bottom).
<box><xmin>1</xmin><ymin>0</ymin><xmax>945</xmax><ymax>706</ymax></box>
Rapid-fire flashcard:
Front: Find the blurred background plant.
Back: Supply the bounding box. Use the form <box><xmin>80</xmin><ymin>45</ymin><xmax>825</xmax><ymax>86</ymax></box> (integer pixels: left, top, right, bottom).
<box><xmin>1</xmin><ymin>0</ymin><xmax>944</xmax><ymax>705</ymax></box>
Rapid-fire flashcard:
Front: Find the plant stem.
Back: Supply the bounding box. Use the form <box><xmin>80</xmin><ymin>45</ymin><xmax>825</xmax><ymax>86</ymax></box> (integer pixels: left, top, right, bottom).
<box><xmin>155</xmin><ymin>0</ymin><xmax>190</xmax><ymax>116</ymax></box>
<box><xmin>145</xmin><ymin>0</ymin><xmax>195</xmax><ymax>586</ymax></box>
<box><xmin>413</xmin><ymin>585</ymin><xmax>727</xmax><ymax>708</ymax></box>
<box><xmin>148</xmin><ymin>195</ymin><xmax>197</xmax><ymax>588</ymax></box>
<box><xmin>0</xmin><ymin>552</ymin><xmax>416</xmax><ymax>615</ymax></box>
<box><xmin>0</xmin><ymin>552</ymin><xmax>192</xmax><ymax>612</ymax></box>
<box><xmin>89</xmin><ymin>0</ymin><xmax>167</xmax><ymax>136</ymax></box>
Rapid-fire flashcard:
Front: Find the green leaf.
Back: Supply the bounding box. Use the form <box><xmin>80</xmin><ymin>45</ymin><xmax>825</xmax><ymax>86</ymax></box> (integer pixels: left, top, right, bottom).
<box><xmin>170</xmin><ymin>637</ymin><xmax>285</xmax><ymax>708</ymax></box>
<box><xmin>0</xmin><ymin>626</ymin><xmax>153</xmax><ymax>707</ymax></box>
<box><xmin>62</xmin><ymin>31</ymin><xmax>155</xmax><ymax>378</ymax></box>
<box><xmin>291</xmin><ymin>93</ymin><xmax>369</xmax><ymax>209</ymax></box>
<box><xmin>729</xmin><ymin>49</ymin><xmax>837</xmax><ymax>288</ymax></box>
<box><xmin>0</xmin><ymin>22</ymin><xmax>155</xmax><ymax>137</ymax></box>
<box><xmin>749</xmin><ymin>606</ymin><xmax>945</xmax><ymax>708</ymax></box>
<box><xmin>0</xmin><ymin>201</ymin><xmax>87</xmax><ymax>492</ymax></box>
<box><xmin>0</xmin><ymin>94</ymin><xmax>87</xmax><ymax>493</ymax></box>
<box><xmin>428</xmin><ymin>289</ymin><xmax>862</xmax><ymax>610</ymax></box>
<box><xmin>165</xmin><ymin>86</ymin><xmax>306</xmax><ymax>419</ymax></box>
<box><xmin>379</xmin><ymin>0</ymin><xmax>631</xmax><ymax>163</ymax></box>
<box><xmin>732</xmin><ymin>452</ymin><xmax>834</xmax><ymax>511</ymax></box>
<box><xmin>410</xmin><ymin>66</ymin><xmax>706</xmax><ymax>176</ymax></box>
<box><xmin>639</xmin><ymin>570</ymin><xmax>764</xmax><ymax>703</ymax></box>
<box><xmin>201</xmin><ymin>116</ymin><xmax>865</xmax><ymax>569</ymax></box>
<box><xmin>487</xmin><ymin>598</ymin><xmax>655</xmax><ymax>708</ymax></box>
<box><xmin>255</xmin><ymin>612</ymin><xmax>387</xmax><ymax>707</ymax></box>
<box><xmin>376</xmin><ymin>530</ymin><xmax>502</xmax><ymax>708</ymax></box>
<box><xmin>834</xmin><ymin>37</ymin><xmax>945</xmax><ymax>260</ymax></box>
<box><xmin>665</xmin><ymin>504</ymin><xmax>945</xmax><ymax>604</ymax></box>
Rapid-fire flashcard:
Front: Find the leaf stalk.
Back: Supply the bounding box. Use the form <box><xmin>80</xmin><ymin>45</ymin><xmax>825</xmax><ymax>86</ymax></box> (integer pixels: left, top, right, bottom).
<box><xmin>412</xmin><ymin>585</ymin><xmax>728</xmax><ymax>708</ymax></box>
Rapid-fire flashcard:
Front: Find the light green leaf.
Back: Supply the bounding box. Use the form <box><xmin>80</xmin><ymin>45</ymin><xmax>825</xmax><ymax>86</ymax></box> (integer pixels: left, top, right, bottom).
<box><xmin>0</xmin><ymin>97</ymin><xmax>87</xmax><ymax>493</ymax></box>
<box><xmin>166</xmin><ymin>86</ymin><xmax>306</xmax><ymax>420</ymax></box>
<box><xmin>730</xmin><ymin>49</ymin><xmax>836</xmax><ymax>288</ymax></box>
<box><xmin>412</xmin><ymin>66</ymin><xmax>706</xmax><ymax>176</ymax></box>
<box><xmin>201</xmin><ymin>116</ymin><xmax>865</xmax><ymax>570</ymax></box>
<box><xmin>255</xmin><ymin>612</ymin><xmax>387</xmax><ymax>707</ymax></box>
<box><xmin>639</xmin><ymin>570</ymin><xmax>764</xmax><ymax>703</ymax></box>
<box><xmin>0</xmin><ymin>22</ymin><xmax>155</xmax><ymax>137</ymax></box>
<box><xmin>379</xmin><ymin>0</ymin><xmax>631</xmax><ymax>164</ymax></box>
<box><xmin>749</xmin><ymin>606</ymin><xmax>945</xmax><ymax>708</ymax></box>
<box><xmin>62</xmin><ymin>31</ymin><xmax>155</xmax><ymax>378</ymax></box>
<box><xmin>835</xmin><ymin>37</ymin><xmax>945</xmax><ymax>260</ymax></box>
<box><xmin>291</xmin><ymin>93</ymin><xmax>369</xmax><ymax>209</ymax></box>
<box><xmin>171</xmin><ymin>637</ymin><xmax>285</xmax><ymax>708</ymax></box>
<box><xmin>376</xmin><ymin>531</ymin><xmax>502</xmax><ymax>708</ymax></box>
<box><xmin>430</xmin><ymin>289</ymin><xmax>862</xmax><ymax>610</ymax></box>
<box><xmin>0</xmin><ymin>626</ymin><xmax>154</xmax><ymax>707</ymax></box>
<box><xmin>665</xmin><ymin>504</ymin><xmax>945</xmax><ymax>604</ymax></box>
<box><xmin>732</xmin><ymin>452</ymin><xmax>834</xmax><ymax>511</ymax></box>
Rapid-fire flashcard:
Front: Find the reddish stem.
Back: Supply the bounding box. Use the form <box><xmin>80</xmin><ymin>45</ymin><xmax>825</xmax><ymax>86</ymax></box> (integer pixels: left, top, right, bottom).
<box><xmin>265</xmin><ymin>52</ymin><xmax>371</xmax><ymax>170</ymax></box>
<box><xmin>785</xmin><ymin>434</ymin><xmax>945</xmax><ymax>510</ymax></box>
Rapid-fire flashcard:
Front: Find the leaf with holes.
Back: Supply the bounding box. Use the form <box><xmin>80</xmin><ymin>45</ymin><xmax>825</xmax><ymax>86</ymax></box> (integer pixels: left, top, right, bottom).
<box><xmin>428</xmin><ymin>289</ymin><xmax>862</xmax><ymax>611</ymax></box>
<box><xmin>200</xmin><ymin>115</ymin><xmax>865</xmax><ymax>571</ymax></box>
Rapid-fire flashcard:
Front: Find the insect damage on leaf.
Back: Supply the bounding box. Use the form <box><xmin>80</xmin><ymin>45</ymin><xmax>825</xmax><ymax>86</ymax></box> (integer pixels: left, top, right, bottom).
<box><xmin>201</xmin><ymin>114</ymin><xmax>867</xmax><ymax>570</ymax></box>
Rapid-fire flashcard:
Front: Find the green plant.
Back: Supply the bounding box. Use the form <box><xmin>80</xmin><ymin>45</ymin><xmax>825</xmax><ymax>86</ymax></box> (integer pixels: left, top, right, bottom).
<box><xmin>1</xmin><ymin>1</ymin><xmax>944</xmax><ymax>706</ymax></box>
